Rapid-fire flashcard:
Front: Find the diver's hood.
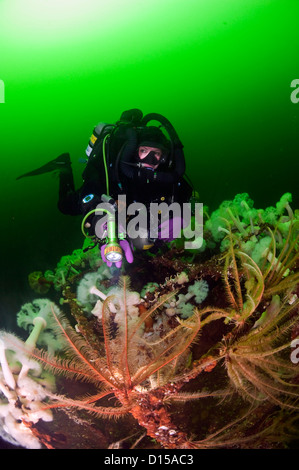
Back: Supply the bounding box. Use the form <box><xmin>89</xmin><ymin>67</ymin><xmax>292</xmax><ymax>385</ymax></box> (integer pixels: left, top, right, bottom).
<box><xmin>138</xmin><ymin>126</ymin><xmax>169</xmax><ymax>157</ymax></box>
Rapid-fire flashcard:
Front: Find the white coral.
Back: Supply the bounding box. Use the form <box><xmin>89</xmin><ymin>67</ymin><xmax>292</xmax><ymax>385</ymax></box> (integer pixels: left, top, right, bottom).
<box><xmin>0</xmin><ymin>332</ymin><xmax>56</xmax><ymax>449</ymax></box>
<box><xmin>165</xmin><ymin>280</ymin><xmax>209</xmax><ymax>318</ymax></box>
<box><xmin>76</xmin><ymin>265</ymin><xmax>113</xmax><ymax>311</ymax></box>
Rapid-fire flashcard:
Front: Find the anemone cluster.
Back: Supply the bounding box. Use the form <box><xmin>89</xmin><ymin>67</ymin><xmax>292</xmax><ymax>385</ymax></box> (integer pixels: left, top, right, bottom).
<box><xmin>0</xmin><ymin>301</ymin><xmax>59</xmax><ymax>448</ymax></box>
<box><xmin>0</xmin><ymin>192</ymin><xmax>298</xmax><ymax>449</ymax></box>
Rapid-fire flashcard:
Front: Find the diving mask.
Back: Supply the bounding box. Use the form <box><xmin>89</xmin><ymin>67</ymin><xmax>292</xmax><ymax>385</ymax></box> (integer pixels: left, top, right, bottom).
<box><xmin>138</xmin><ymin>146</ymin><xmax>162</xmax><ymax>169</ymax></box>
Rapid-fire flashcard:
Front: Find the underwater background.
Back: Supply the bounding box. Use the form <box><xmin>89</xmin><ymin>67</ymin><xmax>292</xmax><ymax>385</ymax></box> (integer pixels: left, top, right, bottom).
<box><xmin>0</xmin><ymin>0</ymin><xmax>299</xmax><ymax>451</ymax></box>
<box><xmin>0</xmin><ymin>1</ymin><xmax>298</xmax><ymax>360</ymax></box>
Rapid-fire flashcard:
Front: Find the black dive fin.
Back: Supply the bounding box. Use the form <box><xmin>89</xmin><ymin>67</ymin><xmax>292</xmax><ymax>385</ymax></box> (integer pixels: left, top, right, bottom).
<box><xmin>16</xmin><ymin>153</ymin><xmax>71</xmax><ymax>180</ymax></box>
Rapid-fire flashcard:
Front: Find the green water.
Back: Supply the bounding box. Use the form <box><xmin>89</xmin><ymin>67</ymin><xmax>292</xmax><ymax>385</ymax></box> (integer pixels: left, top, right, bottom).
<box><xmin>0</xmin><ymin>0</ymin><xmax>298</xmax><ymax>328</ymax></box>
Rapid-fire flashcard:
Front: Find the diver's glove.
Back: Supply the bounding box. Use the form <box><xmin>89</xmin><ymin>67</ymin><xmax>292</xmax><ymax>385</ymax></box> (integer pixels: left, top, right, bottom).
<box><xmin>100</xmin><ymin>239</ymin><xmax>134</xmax><ymax>269</ymax></box>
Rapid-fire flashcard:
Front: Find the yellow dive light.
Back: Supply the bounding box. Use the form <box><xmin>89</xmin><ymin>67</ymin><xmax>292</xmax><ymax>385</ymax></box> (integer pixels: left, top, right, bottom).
<box><xmin>104</xmin><ymin>242</ymin><xmax>123</xmax><ymax>263</ymax></box>
<box><xmin>81</xmin><ymin>195</ymin><xmax>123</xmax><ymax>265</ymax></box>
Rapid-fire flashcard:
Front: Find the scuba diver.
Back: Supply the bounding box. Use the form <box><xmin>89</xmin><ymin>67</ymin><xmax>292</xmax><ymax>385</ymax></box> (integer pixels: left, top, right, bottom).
<box><xmin>17</xmin><ymin>109</ymin><xmax>194</xmax><ymax>268</ymax></box>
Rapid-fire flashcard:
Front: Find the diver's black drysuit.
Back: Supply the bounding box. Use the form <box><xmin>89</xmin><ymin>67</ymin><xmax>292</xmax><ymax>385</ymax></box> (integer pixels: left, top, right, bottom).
<box><xmin>57</xmin><ymin>123</ymin><xmax>192</xmax><ymax>218</ymax></box>
<box><xmin>16</xmin><ymin>110</ymin><xmax>193</xmax><ymax>252</ymax></box>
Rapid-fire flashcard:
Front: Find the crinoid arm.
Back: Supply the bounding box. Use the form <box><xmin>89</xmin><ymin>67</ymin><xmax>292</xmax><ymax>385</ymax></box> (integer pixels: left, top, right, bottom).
<box><xmin>223</xmin><ymin>295</ymin><xmax>299</xmax><ymax>409</ymax></box>
<box><xmin>130</xmin><ymin>309</ymin><xmax>201</xmax><ymax>389</ymax></box>
<box><xmin>35</xmin><ymin>391</ymin><xmax>130</xmax><ymax>420</ymax></box>
<box><xmin>5</xmin><ymin>304</ymin><xmax>120</xmax><ymax>390</ymax></box>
